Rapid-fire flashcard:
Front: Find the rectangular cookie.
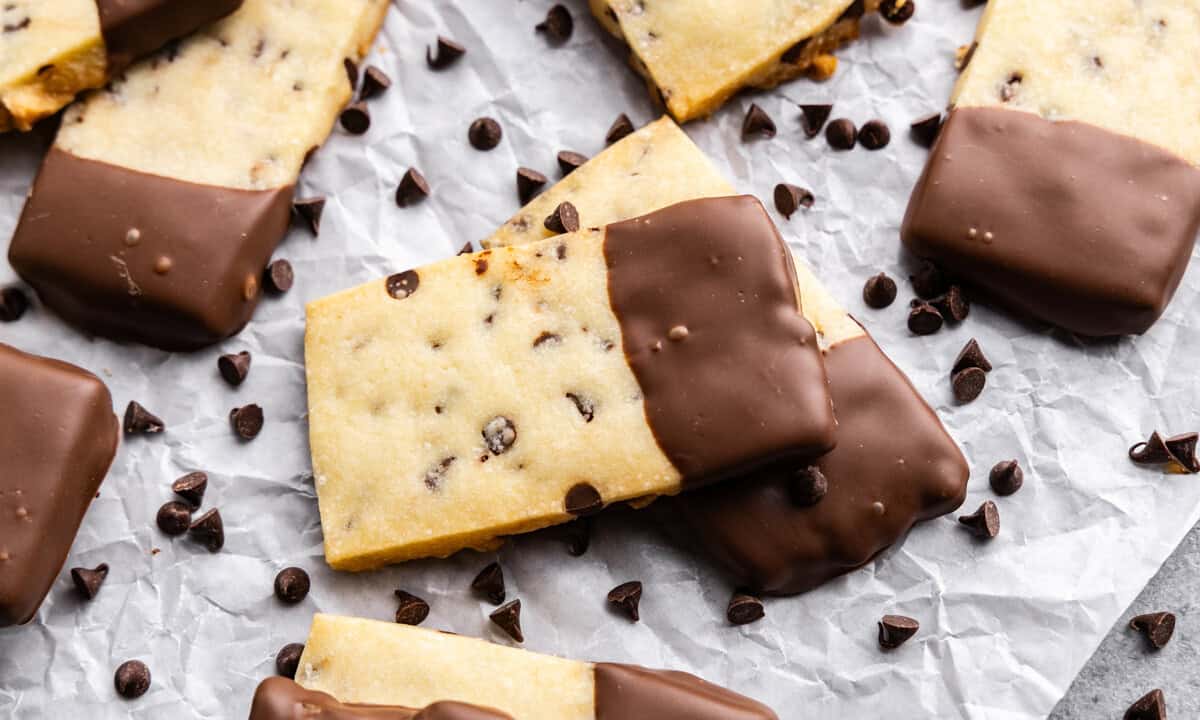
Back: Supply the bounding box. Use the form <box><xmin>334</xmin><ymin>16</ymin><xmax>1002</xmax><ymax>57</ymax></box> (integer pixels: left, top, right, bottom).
<box><xmin>292</xmin><ymin>614</ymin><xmax>778</xmax><ymax>720</ymax></box>
<box><xmin>589</xmin><ymin>0</ymin><xmax>882</xmax><ymax>122</ymax></box>
<box><xmin>0</xmin><ymin>343</ymin><xmax>119</xmax><ymax>626</ymax></box>
<box><xmin>0</xmin><ymin>0</ymin><xmax>243</xmax><ymax>132</ymax></box>
<box><xmin>305</xmin><ymin>195</ymin><xmax>836</xmax><ymax>570</ymax></box>
<box><xmin>901</xmin><ymin>0</ymin><xmax>1200</xmax><ymax>336</ymax></box>
<box><xmin>8</xmin><ymin>0</ymin><xmax>389</xmax><ymax>350</ymax></box>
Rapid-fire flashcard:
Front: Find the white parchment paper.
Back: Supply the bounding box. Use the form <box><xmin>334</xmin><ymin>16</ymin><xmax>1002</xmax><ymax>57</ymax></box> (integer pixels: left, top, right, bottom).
<box><xmin>2</xmin><ymin>1</ymin><xmax>1199</xmax><ymax>718</ymax></box>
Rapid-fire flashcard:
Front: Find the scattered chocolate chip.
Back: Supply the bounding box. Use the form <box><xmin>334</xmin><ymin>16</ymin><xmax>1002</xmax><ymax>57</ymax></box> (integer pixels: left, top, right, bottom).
<box><xmin>1129</xmin><ymin>612</ymin><xmax>1175</xmax><ymax>650</ymax></box>
<box><xmin>114</xmin><ymin>660</ymin><xmax>150</xmax><ymax>699</ymax></box>
<box><xmin>858</xmin><ymin>119</ymin><xmax>891</xmax><ymax>150</ymax></box>
<box><xmin>396</xmin><ymin>168</ymin><xmax>430</xmax><ymax>206</ymax></box>
<box><xmin>825</xmin><ymin>118</ymin><xmax>857</xmax><ymax>150</ymax></box>
<box><xmin>188</xmin><ymin>509</ymin><xmax>225</xmax><ymax>551</ymax></box>
<box><xmin>217</xmin><ymin>351</ymin><xmax>252</xmax><ymax>387</ymax></box>
<box><xmin>727</xmin><ymin>591</ymin><xmax>765</xmax><ymax>626</ymax></box>
<box><xmin>607</xmin><ymin>581</ymin><xmax>642</xmax><ymax>622</ymax></box>
<box><xmin>393</xmin><ymin>589</ymin><xmax>430</xmax><ymax>625</ymax></box>
<box><xmin>742</xmin><ymin>103</ymin><xmax>776</xmax><ymax>140</ymax></box>
<box><xmin>490</xmin><ymin>599</ymin><xmax>523</xmax><ymax>641</ymax></box>
<box><xmin>156</xmin><ymin>501</ymin><xmax>193</xmax><ymax>536</ymax></box>
<box><xmin>472</xmin><ymin>562</ymin><xmax>506</xmax><ymax>605</ymax></box>
<box><xmin>564</xmin><ymin>517</ymin><xmax>592</xmax><ymax>556</ymax></box>
<box><xmin>773</xmin><ymin>183</ymin><xmax>814</xmax><ymax>219</ymax></box>
<box><xmin>343</xmin><ymin>58</ymin><xmax>358</xmax><ymax>91</ymax></box>
<box><xmin>606</xmin><ymin>113</ymin><xmax>634</xmax><ymax>144</ymax></box>
<box><xmin>359</xmin><ymin>65</ymin><xmax>391</xmax><ymax>100</ymax></box>
<box><xmin>799</xmin><ymin>103</ymin><xmax>833</xmax><ymax>138</ymax></box>
<box><xmin>958</xmin><ymin>500</ymin><xmax>999</xmax><ymax>538</ymax></box>
<box><xmin>230</xmin><ymin>404</ymin><xmax>264</xmax><ymax>440</ymax></box>
<box><xmin>565</xmin><ymin>390</ymin><xmax>595</xmax><ymax>418</ymax></box>
<box><xmin>483</xmin><ymin>416</ymin><xmax>517</xmax><ymax>455</ymax></box>
<box><xmin>171</xmin><ymin>472</ymin><xmax>208</xmax><ymax>509</ymax></box>
<box><xmin>878</xmin><ymin>615</ymin><xmax>919</xmax><ymax>649</ymax></box>
<box><xmin>536</xmin><ymin>4</ymin><xmax>573</xmax><ymax>43</ymax></box>
<box><xmin>879</xmin><ymin>0</ymin><xmax>916</xmax><ymax>24</ymax></box>
<box><xmin>931</xmin><ymin>285</ymin><xmax>969</xmax><ymax>322</ymax></box>
<box><xmin>386</xmin><ymin>269</ymin><xmax>421</xmax><ymax>299</ymax></box>
<box><xmin>863</xmin><ymin>273</ymin><xmax>898</xmax><ymax>308</ymax></box>
<box><xmin>908</xmin><ymin>302</ymin><xmax>943</xmax><ymax>335</ymax></box>
<box><xmin>952</xmin><ymin>367</ymin><xmax>987</xmax><ymax>403</ymax></box>
<box><xmin>557</xmin><ymin>150</ymin><xmax>588</xmax><ymax>176</ymax></box>
<box><xmin>1124</xmin><ymin>689</ymin><xmax>1166</xmax><ymax>720</ymax></box>
<box><xmin>263</xmin><ymin>259</ymin><xmax>294</xmax><ymax>294</ymax></box>
<box><xmin>274</xmin><ymin>567</ymin><xmax>310</xmax><ymax>604</ymax></box>
<box><xmin>910</xmin><ymin>113</ymin><xmax>943</xmax><ymax>148</ymax></box>
<box><xmin>0</xmin><ymin>286</ymin><xmax>29</xmax><ymax>322</ymax></box>
<box><xmin>565</xmin><ymin>482</ymin><xmax>603</xmax><ymax>516</ymax></box>
<box><xmin>790</xmin><ymin>466</ymin><xmax>828</xmax><ymax>506</ymax></box>
<box><xmin>339</xmin><ymin>102</ymin><xmax>370</xmax><ymax>134</ymax></box>
<box><xmin>988</xmin><ymin>460</ymin><xmax>1023</xmax><ymax>496</ymax></box>
<box><xmin>544</xmin><ymin>201</ymin><xmax>580</xmax><ymax>233</ymax></box>
<box><xmin>275</xmin><ymin>643</ymin><xmax>304</xmax><ymax>678</ymax></box>
<box><xmin>1164</xmin><ymin>432</ymin><xmax>1200</xmax><ymax>473</ymax></box>
<box><xmin>71</xmin><ymin>563</ymin><xmax>109</xmax><ymax>600</ymax></box>
<box><xmin>516</xmin><ymin>167</ymin><xmax>547</xmax><ymax>204</ymax></box>
<box><xmin>124</xmin><ymin>401</ymin><xmax>164</xmax><ymax>435</ymax></box>
<box><xmin>1129</xmin><ymin>431</ymin><xmax>1172</xmax><ymax>465</ymax></box>
<box><xmin>426</xmin><ymin>36</ymin><xmax>465</xmax><ymax>69</ymax></box>
<box><xmin>468</xmin><ymin>117</ymin><xmax>503</xmax><ymax>151</ymax></box>
<box><xmin>910</xmin><ymin>260</ymin><xmax>948</xmax><ymax>299</ymax></box>
<box><xmin>457</xmin><ymin>243</ymin><xmax>474</xmax><ymax>256</ymax></box>
<box><xmin>292</xmin><ymin>197</ymin><xmax>325</xmax><ymax>235</ymax></box>
<box><xmin>952</xmin><ymin>339</ymin><xmax>992</xmax><ymax>375</ymax></box>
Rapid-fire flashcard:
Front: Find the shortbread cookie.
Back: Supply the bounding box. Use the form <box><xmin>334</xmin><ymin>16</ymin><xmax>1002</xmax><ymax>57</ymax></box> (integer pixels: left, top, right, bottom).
<box><xmin>902</xmin><ymin>0</ymin><xmax>1200</xmax><ymax>335</ymax></box>
<box><xmin>0</xmin><ymin>343</ymin><xmax>119</xmax><ymax>626</ymax></box>
<box><xmin>294</xmin><ymin>614</ymin><xmax>778</xmax><ymax>720</ymax></box>
<box><xmin>305</xmin><ymin>196</ymin><xmax>835</xmax><ymax>569</ymax></box>
<box><xmin>0</xmin><ymin>0</ymin><xmax>242</xmax><ymax>131</ymax></box>
<box><xmin>590</xmin><ymin>0</ymin><xmax>882</xmax><ymax>122</ymax></box>
<box><xmin>250</xmin><ymin>677</ymin><xmax>512</xmax><ymax>720</ymax></box>
<box><xmin>8</xmin><ymin>0</ymin><xmax>388</xmax><ymax>350</ymax></box>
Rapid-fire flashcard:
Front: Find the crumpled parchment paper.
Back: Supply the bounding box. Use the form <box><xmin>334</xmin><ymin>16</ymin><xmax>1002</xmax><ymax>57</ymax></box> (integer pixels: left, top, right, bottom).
<box><xmin>1</xmin><ymin>1</ymin><xmax>1198</xmax><ymax>718</ymax></box>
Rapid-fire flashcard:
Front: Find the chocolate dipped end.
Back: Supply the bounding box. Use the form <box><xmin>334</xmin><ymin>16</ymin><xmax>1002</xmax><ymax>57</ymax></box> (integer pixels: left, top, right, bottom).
<box><xmin>96</xmin><ymin>0</ymin><xmax>244</xmax><ymax>72</ymax></box>
<box><xmin>10</xmin><ymin>148</ymin><xmax>293</xmax><ymax>350</ymax></box>
<box><xmin>593</xmin><ymin>663</ymin><xmax>777</xmax><ymax>720</ymax></box>
<box><xmin>901</xmin><ymin>106</ymin><xmax>1200</xmax><ymax>336</ymax></box>
<box><xmin>249</xmin><ymin>677</ymin><xmax>513</xmax><ymax>720</ymax></box>
<box><xmin>603</xmin><ymin>196</ymin><xmax>835</xmax><ymax>485</ymax></box>
<box><xmin>0</xmin><ymin>343</ymin><xmax>119</xmax><ymax>626</ymax></box>
<box><xmin>676</xmin><ymin>334</ymin><xmax>968</xmax><ymax>595</ymax></box>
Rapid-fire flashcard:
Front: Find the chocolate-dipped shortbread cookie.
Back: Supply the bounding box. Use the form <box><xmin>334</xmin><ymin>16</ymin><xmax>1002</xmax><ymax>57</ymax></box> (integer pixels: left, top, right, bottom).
<box><xmin>250</xmin><ymin>677</ymin><xmax>512</xmax><ymax>720</ymax></box>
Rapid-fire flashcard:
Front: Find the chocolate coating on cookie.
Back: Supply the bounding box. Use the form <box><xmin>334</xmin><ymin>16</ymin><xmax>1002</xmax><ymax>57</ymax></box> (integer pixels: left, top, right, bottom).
<box><xmin>249</xmin><ymin>677</ymin><xmax>513</xmax><ymax>719</ymax></box>
<box><xmin>593</xmin><ymin>663</ymin><xmax>777</xmax><ymax>720</ymax></box>
<box><xmin>97</xmin><ymin>0</ymin><xmax>243</xmax><ymax>72</ymax></box>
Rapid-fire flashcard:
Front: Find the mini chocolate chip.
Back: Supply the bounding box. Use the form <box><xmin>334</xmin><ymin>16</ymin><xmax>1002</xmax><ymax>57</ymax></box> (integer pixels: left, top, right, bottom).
<box><xmin>1124</xmin><ymin>689</ymin><xmax>1166</xmax><ymax>720</ymax></box>
<box><xmin>124</xmin><ymin>401</ymin><xmax>164</xmax><ymax>435</ymax></box>
<box><xmin>727</xmin><ymin>591</ymin><xmax>765</xmax><ymax>625</ymax></box>
<box><xmin>1129</xmin><ymin>431</ymin><xmax>1173</xmax><ymax>465</ymax></box>
<box><xmin>908</xmin><ymin>302</ymin><xmax>943</xmax><ymax>335</ymax></box>
<box><xmin>863</xmin><ymin>273</ymin><xmax>898</xmax><ymax>308</ymax></box>
<box><xmin>606</xmin><ymin>113</ymin><xmax>634</xmax><ymax>144</ymax></box>
<box><xmin>230</xmin><ymin>404</ymin><xmax>264</xmax><ymax>440</ymax></box>
<box><xmin>188</xmin><ymin>508</ymin><xmax>224</xmax><ymax>551</ymax></box>
<box><xmin>564</xmin><ymin>517</ymin><xmax>591</xmax><ymax>556</ymax></box>
<box><xmin>536</xmin><ymin>4</ymin><xmax>573</xmax><ymax>43</ymax></box>
<box><xmin>339</xmin><ymin>101</ymin><xmax>370</xmax><ymax>134</ymax></box>
<box><xmin>482</xmin><ymin>416</ymin><xmax>517</xmax><ymax>455</ymax></box>
<box><xmin>1163</xmin><ymin>432</ymin><xmax>1200</xmax><ymax>473</ymax></box>
<box><xmin>557</xmin><ymin>150</ymin><xmax>588</xmax><ymax>175</ymax></box>
<box><xmin>1000</xmin><ymin>72</ymin><xmax>1023</xmax><ymax>102</ymax></box>
<box><xmin>218</xmin><ymin>351</ymin><xmax>251</xmax><ymax>387</ymax></box>
<box><xmin>564</xmin><ymin>482</ymin><xmax>603</xmax><ymax>516</ymax></box>
<box><xmin>0</xmin><ymin>286</ymin><xmax>29</xmax><ymax>322</ymax></box>
<box><xmin>71</xmin><ymin>563</ymin><xmax>109</xmax><ymax>600</ymax></box>
<box><xmin>1130</xmin><ymin>612</ymin><xmax>1176</xmax><ymax>650</ymax></box>
<box><xmin>544</xmin><ymin>201</ymin><xmax>580</xmax><ymax>233</ymax></box>
<box><xmin>3</xmin><ymin>17</ymin><xmax>31</xmax><ymax>33</ymax></box>
<box><xmin>171</xmin><ymin>471</ymin><xmax>208</xmax><ymax>509</ymax></box>
<box><xmin>532</xmin><ymin>331</ymin><xmax>562</xmax><ymax>347</ymax></box>
<box><xmin>516</xmin><ymin>167</ymin><xmax>547</xmax><ymax>204</ymax></box>
<box><xmin>426</xmin><ymin>36</ymin><xmax>465</xmax><ymax>69</ymax></box>
<box><xmin>275</xmin><ymin>643</ymin><xmax>304</xmax><ymax>678</ymax></box>
<box><xmin>114</xmin><ymin>660</ymin><xmax>150</xmax><ymax>699</ymax></box>
<box><xmin>878</xmin><ymin>615</ymin><xmax>919</xmax><ymax>649</ymax></box>
<box><xmin>825</xmin><ymin>118</ymin><xmax>857</xmax><ymax>150</ymax></box>
<box><xmin>741</xmin><ymin>103</ymin><xmax>776</xmax><ymax>140</ymax></box>
<box><xmin>952</xmin><ymin>338</ymin><xmax>991</xmax><ymax>375</ymax></box>
<box><xmin>423</xmin><ymin>456</ymin><xmax>455</xmax><ymax>491</ymax></box>
<box><xmin>396</xmin><ymin>168</ymin><xmax>430</xmax><ymax>206</ymax></box>
<box><xmin>386</xmin><ymin>269</ymin><xmax>420</xmax><ymax>299</ymax></box>
<box><xmin>343</xmin><ymin>58</ymin><xmax>358</xmax><ymax>90</ymax></box>
<box><xmin>989</xmin><ymin>460</ymin><xmax>1023</xmax><ymax>496</ymax></box>
<box><xmin>472</xmin><ymin>562</ymin><xmax>506</xmax><ymax>605</ymax></box>
<box><xmin>359</xmin><ymin>65</ymin><xmax>391</xmax><ymax>100</ymax></box>
<box><xmin>879</xmin><ymin>0</ymin><xmax>915</xmax><ymax>24</ymax></box>
<box><xmin>156</xmin><ymin>501</ymin><xmax>192</xmax><ymax>536</ymax></box>
<box><xmin>910</xmin><ymin>113</ymin><xmax>942</xmax><ymax>148</ymax></box>
<box><xmin>958</xmin><ymin>500</ymin><xmax>999</xmax><ymax>538</ymax></box>
<box><xmin>910</xmin><ymin>259</ymin><xmax>948</xmax><ymax>298</ymax></box>
<box><xmin>468</xmin><ymin>117</ymin><xmax>502</xmax><ymax>150</ymax></box>
<box><xmin>931</xmin><ymin>285</ymin><xmax>969</xmax><ymax>322</ymax></box>
<box><xmin>393</xmin><ymin>590</ymin><xmax>430</xmax><ymax>625</ymax></box>
<box><xmin>858</xmin><ymin>119</ymin><xmax>891</xmax><ymax>150</ymax></box>
<box><xmin>773</xmin><ymin>183</ymin><xmax>813</xmax><ymax>219</ymax></box>
<box><xmin>790</xmin><ymin>466</ymin><xmax>828</xmax><ymax>506</ymax></box>
<box><xmin>264</xmin><ymin>259</ymin><xmax>294</xmax><ymax>294</ymax></box>
<box><xmin>799</xmin><ymin>103</ymin><xmax>832</xmax><ymax>138</ymax></box>
<box><xmin>475</xmin><ymin>258</ymin><xmax>489</xmax><ymax>276</ymax></box>
<box><xmin>274</xmin><ymin>567</ymin><xmax>310</xmax><ymax>604</ymax></box>
<box><xmin>489</xmin><ymin>599</ymin><xmax>523</xmax><ymax>641</ymax></box>
<box><xmin>607</xmin><ymin>581</ymin><xmax>642</xmax><ymax>622</ymax></box>
<box><xmin>952</xmin><ymin>367</ymin><xmax>986</xmax><ymax>403</ymax></box>
<box><xmin>292</xmin><ymin>197</ymin><xmax>325</xmax><ymax>235</ymax></box>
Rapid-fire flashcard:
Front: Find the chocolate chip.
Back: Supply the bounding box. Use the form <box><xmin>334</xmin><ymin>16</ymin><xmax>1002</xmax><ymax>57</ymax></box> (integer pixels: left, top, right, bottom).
<box><xmin>986</xmin><ymin>460</ymin><xmax>1022</xmax><ymax>496</ymax></box>
<box><xmin>124</xmin><ymin>401</ymin><xmax>164</xmax><ymax>435</ymax></box>
<box><xmin>532</xmin><ymin>331</ymin><xmax>562</xmax><ymax>347</ymax></box>
<box><xmin>3</xmin><ymin>17</ymin><xmax>31</xmax><ymax>33</ymax></box>
<box><xmin>386</xmin><ymin>269</ymin><xmax>420</xmax><ymax>299</ymax></box>
<box><xmin>910</xmin><ymin>113</ymin><xmax>942</xmax><ymax>148</ymax></box>
<box><xmin>564</xmin><ymin>517</ymin><xmax>592</xmax><ymax>556</ymax></box>
<box><xmin>910</xmin><ymin>260</ymin><xmax>948</xmax><ymax>299</ymax></box>
<box><xmin>879</xmin><ymin>0</ymin><xmax>915</xmax><ymax>24</ymax></box>
<box><xmin>114</xmin><ymin>660</ymin><xmax>150</xmax><ymax>699</ymax></box>
<box><xmin>607</xmin><ymin>581</ymin><xmax>642</xmax><ymax>622</ymax></box>
<box><xmin>516</xmin><ymin>167</ymin><xmax>547</xmax><ymax>204</ymax></box>
<box><xmin>422</xmin><ymin>456</ymin><xmax>455</xmax><ymax>491</ymax></box>
<box><xmin>489</xmin><ymin>599</ymin><xmax>523</xmax><ymax>641</ymax></box>
<box><xmin>482</xmin><ymin>416</ymin><xmax>517</xmax><ymax>455</ymax></box>
<box><xmin>536</xmin><ymin>4</ymin><xmax>574</xmax><ymax>43</ymax></box>
<box><xmin>343</xmin><ymin>58</ymin><xmax>358</xmax><ymax>91</ymax></box>
<box><xmin>557</xmin><ymin>150</ymin><xmax>588</xmax><ymax>176</ymax></box>
<box><xmin>773</xmin><ymin>183</ymin><xmax>813</xmax><ymax>219</ymax></box>
<box><xmin>274</xmin><ymin>567</ymin><xmax>310</xmax><ymax>604</ymax></box>
<box><xmin>565</xmin><ymin>392</ymin><xmax>594</xmax><ymax>423</ymax></box>
<box><xmin>457</xmin><ymin>243</ymin><xmax>474</xmax><ymax>256</ymax></box>
<box><xmin>475</xmin><ymin>257</ymin><xmax>489</xmax><ymax>276</ymax></box>
<box><xmin>1129</xmin><ymin>612</ymin><xmax>1175</xmax><ymax>650</ymax></box>
<box><xmin>359</xmin><ymin>65</ymin><xmax>391</xmax><ymax>100</ymax></box>
<box><xmin>606</xmin><ymin>113</ymin><xmax>634</xmax><ymax>144</ymax></box>
<box><xmin>217</xmin><ymin>351</ymin><xmax>251</xmax><ymax>387</ymax></box>
<box><xmin>339</xmin><ymin>101</ymin><xmax>370</xmax><ymax>134</ymax></box>
<box><xmin>907</xmin><ymin>302</ymin><xmax>943</xmax><ymax>335</ymax></box>
<box><xmin>741</xmin><ymin>103</ymin><xmax>776</xmax><ymax>140</ymax></box>
<box><xmin>264</xmin><ymin>259</ymin><xmax>294</xmax><ymax>294</ymax></box>
<box><xmin>71</xmin><ymin>563</ymin><xmax>109</xmax><ymax>600</ymax></box>
<box><xmin>292</xmin><ymin>197</ymin><xmax>325</xmax><ymax>235</ymax></box>
<box><xmin>426</xmin><ymin>36</ymin><xmax>465</xmax><ymax>69</ymax></box>
<box><xmin>799</xmin><ymin>103</ymin><xmax>832</xmax><ymax>138</ymax></box>
<box><xmin>958</xmin><ymin>500</ymin><xmax>999</xmax><ymax>538</ymax></box>
<box><xmin>169</xmin><ymin>472</ymin><xmax>207</xmax><ymax>510</ymax></box>
<box><xmin>544</xmin><ymin>201</ymin><xmax>580</xmax><ymax>233</ymax></box>
<box><xmin>952</xmin><ymin>367</ymin><xmax>986</xmax><ymax>403</ymax></box>
<box><xmin>393</xmin><ymin>589</ymin><xmax>430</xmax><ymax>625</ymax></box>
<box><xmin>230</xmin><ymin>404</ymin><xmax>264</xmax><ymax>440</ymax></box>
<box><xmin>858</xmin><ymin>119</ymin><xmax>891</xmax><ymax>150</ymax></box>
<box><xmin>188</xmin><ymin>508</ymin><xmax>224</xmax><ymax>551</ymax></box>
<box><xmin>1124</xmin><ymin>689</ymin><xmax>1166</xmax><ymax>720</ymax></box>
<box><xmin>565</xmin><ymin>482</ymin><xmax>603</xmax><ymax>516</ymax></box>
<box><xmin>0</xmin><ymin>286</ymin><xmax>29</xmax><ymax>322</ymax></box>
<box><xmin>275</xmin><ymin>643</ymin><xmax>304</xmax><ymax>678</ymax></box>
<box><xmin>1164</xmin><ymin>432</ymin><xmax>1200</xmax><ymax>473</ymax></box>
<box><xmin>156</xmin><ymin>501</ymin><xmax>192</xmax><ymax>536</ymax></box>
<box><xmin>931</xmin><ymin>285</ymin><xmax>969</xmax><ymax>322</ymax></box>
<box><xmin>1129</xmin><ymin>431</ymin><xmax>1172</xmax><ymax>465</ymax></box>
<box><xmin>952</xmin><ymin>339</ymin><xmax>991</xmax><ymax>375</ymax></box>
<box><xmin>396</xmin><ymin>168</ymin><xmax>430</xmax><ymax>206</ymax></box>
<box><xmin>472</xmin><ymin>562</ymin><xmax>506</xmax><ymax>605</ymax></box>
<box><xmin>862</xmin><ymin>273</ymin><xmax>897</xmax><ymax>308</ymax></box>
<box><xmin>468</xmin><ymin>117</ymin><xmax>502</xmax><ymax>150</ymax></box>
<box><xmin>790</xmin><ymin>466</ymin><xmax>828</xmax><ymax>506</ymax></box>
<box><xmin>727</xmin><ymin>591</ymin><xmax>765</xmax><ymax>626</ymax></box>
<box><xmin>825</xmin><ymin>118</ymin><xmax>857</xmax><ymax>150</ymax></box>
<box><xmin>878</xmin><ymin>615</ymin><xmax>919</xmax><ymax>649</ymax></box>
<box><xmin>1000</xmin><ymin>72</ymin><xmax>1023</xmax><ymax>102</ymax></box>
